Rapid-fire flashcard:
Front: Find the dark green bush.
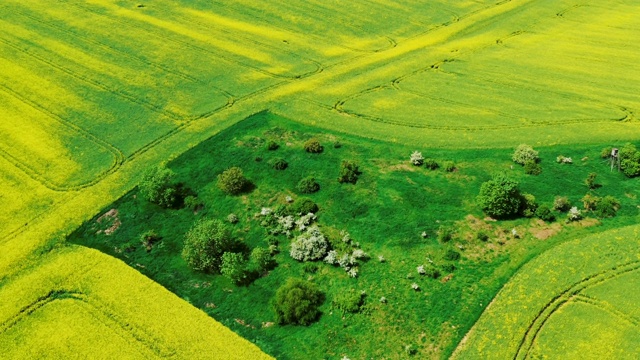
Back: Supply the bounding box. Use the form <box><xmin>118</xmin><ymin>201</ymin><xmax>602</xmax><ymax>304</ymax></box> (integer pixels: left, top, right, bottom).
<box><xmin>338</xmin><ymin>160</ymin><xmax>360</xmax><ymax>184</ymax></box>
<box><xmin>297</xmin><ymin>177</ymin><xmax>320</xmax><ymax>194</ymax></box>
<box><xmin>333</xmin><ymin>141</ymin><xmax>342</xmax><ymax>149</ymax></box>
<box><xmin>437</xmin><ymin>226</ymin><xmax>454</xmax><ymax>243</ymax></box>
<box><xmin>140</xmin><ymin>230</ymin><xmax>161</xmax><ymax>252</ymax></box>
<box><xmin>272</xmin><ymin>278</ymin><xmax>324</xmax><ymax>325</ymax></box>
<box><xmin>595</xmin><ymin>196</ymin><xmax>620</xmax><ymax>218</ymax></box>
<box><xmin>266</xmin><ymin>236</ymin><xmax>279</xmax><ymax>246</ymax></box>
<box><xmin>217</xmin><ymin>167</ymin><xmax>248</xmax><ymax>195</ymax></box>
<box><xmin>619</xmin><ymin>143</ymin><xmax>640</xmax><ymax>177</ymax></box>
<box><xmin>444</xmin><ymin>249</ymin><xmax>461</xmax><ymax>261</ymax></box>
<box><xmin>585</xmin><ymin>172</ymin><xmax>598</xmax><ymax>189</ymax></box>
<box><xmin>477</xmin><ymin>173</ymin><xmax>522</xmax><ymax>219</ymax></box>
<box><xmin>270</xmin><ymin>158</ymin><xmax>288</xmax><ymax>170</ymax></box>
<box><xmin>250</xmin><ymin>247</ymin><xmax>274</xmax><ymax>273</ymax></box>
<box><xmin>476</xmin><ymin>231</ymin><xmax>489</xmax><ymax>242</ymax></box>
<box><xmin>266</xmin><ymin>141</ymin><xmax>279</xmax><ymax>151</ymax></box>
<box><xmin>332</xmin><ymin>291</ymin><xmax>364</xmax><ymax>315</ymax></box>
<box><xmin>520</xmin><ymin>193</ymin><xmax>538</xmax><ymax>218</ymax></box>
<box><xmin>290</xmin><ymin>197</ymin><xmax>319</xmax><ymax>215</ymax></box>
<box><xmin>553</xmin><ymin>196</ymin><xmax>571</xmax><ymax>212</ymax></box>
<box><xmin>535</xmin><ymin>204</ymin><xmax>555</xmax><ymax>222</ymax></box>
<box><xmin>424</xmin><ymin>158</ymin><xmax>439</xmax><ymax>170</ymax></box>
<box><xmin>524</xmin><ymin>160</ymin><xmax>541</xmax><ymax>175</ymax></box>
<box><xmin>424</xmin><ymin>265</ymin><xmax>440</xmax><ymax>279</ymax></box>
<box><xmin>601</xmin><ymin>147</ymin><xmax>613</xmax><ymax>159</ymax></box>
<box><xmin>184</xmin><ymin>195</ymin><xmax>203</xmax><ymax>211</ymax></box>
<box><xmin>182</xmin><ymin>219</ymin><xmax>234</xmax><ymax>273</ymax></box>
<box><xmin>302</xmin><ymin>262</ymin><xmax>319</xmax><ymax>274</ymax></box>
<box><xmin>441</xmin><ymin>263</ymin><xmax>456</xmax><ymax>273</ymax></box>
<box><xmin>304</xmin><ymin>138</ymin><xmax>323</xmax><ymax>153</ymax></box>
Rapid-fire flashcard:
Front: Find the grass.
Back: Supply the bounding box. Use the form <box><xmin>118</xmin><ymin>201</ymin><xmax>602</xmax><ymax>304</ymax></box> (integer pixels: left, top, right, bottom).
<box><xmin>69</xmin><ymin>112</ymin><xmax>640</xmax><ymax>359</ymax></box>
<box><xmin>1</xmin><ymin>0</ymin><xmax>640</xmax><ymax>358</ymax></box>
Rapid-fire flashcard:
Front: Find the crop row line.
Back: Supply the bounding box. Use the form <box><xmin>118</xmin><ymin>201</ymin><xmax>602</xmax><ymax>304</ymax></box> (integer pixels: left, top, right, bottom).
<box><xmin>573</xmin><ymin>294</ymin><xmax>640</xmax><ymax>328</ymax></box>
<box><xmin>5</xmin><ymin>6</ymin><xmax>200</xmax><ymax>83</ymax></box>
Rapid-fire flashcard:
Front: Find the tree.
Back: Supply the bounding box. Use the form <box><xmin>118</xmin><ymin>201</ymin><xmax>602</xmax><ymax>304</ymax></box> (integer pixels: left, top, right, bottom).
<box><xmin>220</xmin><ymin>252</ymin><xmax>247</xmax><ymax>284</ymax></box>
<box><xmin>250</xmin><ymin>247</ymin><xmax>274</xmax><ymax>273</ymax></box>
<box><xmin>297</xmin><ymin>176</ymin><xmax>320</xmax><ymax>194</ymax></box>
<box><xmin>217</xmin><ymin>167</ymin><xmax>248</xmax><ymax>195</ymax></box>
<box><xmin>619</xmin><ymin>143</ymin><xmax>640</xmax><ymax>177</ymax></box>
<box><xmin>585</xmin><ymin>172</ymin><xmax>598</xmax><ymax>189</ymax></box>
<box><xmin>338</xmin><ymin>160</ymin><xmax>360</xmax><ymax>184</ymax></box>
<box><xmin>304</xmin><ymin>138</ymin><xmax>323</xmax><ymax>153</ymax></box>
<box><xmin>139</xmin><ymin>165</ymin><xmax>178</xmax><ymax>208</ymax></box>
<box><xmin>182</xmin><ymin>219</ymin><xmax>234</xmax><ymax>273</ymax></box>
<box><xmin>512</xmin><ymin>144</ymin><xmax>539</xmax><ymax>165</ymax></box>
<box><xmin>272</xmin><ymin>278</ymin><xmax>324</xmax><ymax>325</ymax></box>
<box><xmin>477</xmin><ymin>173</ymin><xmax>522</xmax><ymax>218</ymax></box>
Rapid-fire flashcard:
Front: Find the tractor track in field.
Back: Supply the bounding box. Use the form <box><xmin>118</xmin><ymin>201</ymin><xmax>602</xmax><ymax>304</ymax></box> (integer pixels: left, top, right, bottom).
<box><xmin>513</xmin><ymin>261</ymin><xmax>640</xmax><ymax>360</ymax></box>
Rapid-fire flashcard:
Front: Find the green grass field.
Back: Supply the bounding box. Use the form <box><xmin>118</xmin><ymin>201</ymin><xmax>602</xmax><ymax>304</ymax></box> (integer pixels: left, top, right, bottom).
<box><xmin>1</xmin><ymin>0</ymin><xmax>639</xmax><ymax>358</ymax></box>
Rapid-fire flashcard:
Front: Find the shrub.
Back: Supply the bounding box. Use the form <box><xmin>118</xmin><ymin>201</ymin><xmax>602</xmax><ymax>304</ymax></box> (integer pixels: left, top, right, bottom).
<box><xmin>290</xmin><ymin>226</ymin><xmax>328</xmax><ymax>262</ymax></box>
<box><xmin>556</xmin><ymin>155</ymin><xmax>572</xmax><ymax>164</ymax></box>
<box><xmin>423</xmin><ymin>266</ymin><xmax>440</xmax><ymax>279</ymax></box>
<box><xmin>266</xmin><ymin>141</ymin><xmax>279</xmax><ymax>151</ymax></box>
<box><xmin>437</xmin><ymin>226</ymin><xmax>454</xmax><ymax>243</ymax></box>
<box><xmin>535</xmin><ymin>204</ymin><xmax>555</xmax><ymax>222</ymax></box>
<box><xmin>512</xmin><ymin>144</ymin><xmax>539</xmax><ymax>165</ymax></box>
<box><xmin>338</xmin><ymin>160</ymin><xmax>360</xmax><ymax>184</ymax></box>
<box><xmin>139</xmin><ymin>165</ymin><xmax>178</xmax><ymax>208</ymax></box>
<box><xmin>595</xmin><ymin>196</ymin><xmax>620</xmax><ymax>218</ymax></box>
<box><xmin>441</xmin><ymin>263</ymin><xmax>456</xmax><ymax>273</ymax></box>
<box><xmin>476</xmin><ymin>231</ymin><xmax>489</xmax><ymax>242</ymax></box>
<box><xmin>122</xmin><ymin>241</ymin><xmax>137</xmax><ymax>253</ymax></box>
<box><xmin>444</xmin><ymin>249</ymin><xmax>461</xmax><ymax>261</ymax></box>
<box><xmin>297</xmin><ymin>177</ymin><xmax>320</xmax><ymax>194</ymax></box>
<box><xmin>220</xmin><ymin>252</ymin><xmax>247</xmax><ymax>285</ymax></box>
<box><xmin>272</xmin><ymin>278</ymin><xmax>324</xmax><ymax>325</ymax></box>
<box><xmin>270</xmin><ymin>158</ymin><xmax>288</xmax><ymax>170</ymax></box>
<box><xmin>140</xmin><ymin>230</ymin><xmax>161</xmax><ymax>252</ymax></box>
<box><xmin>444</xmin><ymin>161</ymin><xmax>456</xmax><ymax>172</ymax></box>
<box><xmin>524</xmin><ymin>160</ymin><xmax>541</xmax><ymax>175</ymax></box>
<box><xmin>619</xmin><ymin>143</ymin><xmax>640</xmax><ymax>177</ymax></box>
<box><xmin>477</xmin><ymin>173</ymin><xmax>522</xmax><ymax>218</ymax></box>
<box><xmin>520</xmin><ymin>193</ymin><xmax>538</xmax><ymax>218</ymax></box>
<box><xmin>332</xmin><ymin>291</ymin><xmax>365</xmax><ymax>315</ymax></box>
<box><xmin>304</xmin><ymin>138</ymin><xmax>323</xmax><ymax>153</ymax></box>
<box><xmin>601</xmin><ymin>147</ymin><xmax>613</xmax><ymax>159</ymax></box>
<box><xmin>585</xmin><ymin>172</ymin><xmax>598</xmax><ymax>189</ymax></box>
<box><xmin>410</xmin><ymin>151</ymin><xmax>424</xmax><ymax>166</ymax></box>
<box><xmin>567</xmin><ymin>207</ymin><xmax>582</xmax><ymax>222</ymax></box>
<box><xmin>424</xmin><ymin>158</ymin><xmax>439</xmax><ymax>170</ymax></box>
<box><xmin>184</xmin><ymin>195</ymin><xmax>203</xmax><ymax>211</ymax></box>
<box><xmin>553</xmin><ymin>196</ymin><xmax>571</xmax><ymax>212</ymax></box>
<box><xmin>581</xmin><ymin>194</ymin><xmax>600</xmax><ymax>211</ymax></box>
<box><xmin>333</xmin><ymin>141</ymin><xmax>342</xmax><ymax>149</ymax></box>
<box><xmin>290</xmin><ymin>197</ymin><xmax>319</xmax><ymax>215</ymax></box>
<box><xmin>250</xmin><ymin>247</ymin><xmax>274</xmax><ymax>273</ymax></box>
<box><xmin>217</xmin><ymin>167</ymin><xmax>248</xmax><ymax>195</ymax></box>
<box><xmin>266</xmin><ymin>235</ymin><xmax>279</xmax><ymax>246</ymax></box>
<box><xmin>302</xmin><ymin>262</ymin><xmax>319</xmax><ymax>274</ymax></box>
<box><xmin>182</xmin><ymin>219</ymin><xmax>234</xmax><ymax>273</ymax></box>
<box><xmin>227</xmin><ymin>213</ymin><xmax>239</xmax><ymax>224</ymax></box>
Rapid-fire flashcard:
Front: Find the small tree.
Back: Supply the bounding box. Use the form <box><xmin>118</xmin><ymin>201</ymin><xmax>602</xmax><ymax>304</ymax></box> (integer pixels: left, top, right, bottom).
<box><xmin>619</xmin><ymin>143</ymin><xmax>640</xmax><ymax>177</ymax></box>
<box><xmin>410</xmin><ymin>151</ymin><xmax>424</xmax><ymax>166</ymax></box>
<box><xmin>272</xmin><ymin>278</ymin><xmax>324</xmax><ymax>325</ymax></box>
<box><xmin>220</xmin><ymin>252</ymin><xmax>247</xmax><ymax>284</ymax></box>
<box><xmin>182</xmin><ymin>219</ymin><xmax>234</xmax><ymax>273</ymax></box>
<box><xmin>535</xmin><ymin>204</ymin><xmax>555</xmax><ymax>222</ymax></box>
<box><xmin>250</xmin><ymin>247</ymin><xmax>274</xmax><ymax>273</ymax></box>
<box><xmin>553</xmin><ymin>196</ymin><xmax>571</xmax><ymax>212</ymax></box>
<box><xmin>512</xmin><ymin>144</ymin><xmax>539</xmax><ymax>165</ymax></box>
<box><xmin>524</xmin><ymin>160</ymin><xmax>541</xmax><ymax>175</ymax></box>
<box><xmin>290</xmin><ymin>226</ymin><xmax>328</xmax><ymax>262</ymax></box>
<box><xmin>270</xmin><ymin>158</ymin><xmax>288</xmax><ymax>170</ymax></box>
<box><xmin>477</xmin><ymin>173</ymin><xmax>522</xmax><ymax>218</ymax></box>
<box><xmin>338</xmin><ymin>160</ymin><xmax>360</xmax><ymax>184</ymax></box>
<box><xmin>139</xmin><ymin>165</ymin><xmax>178</xmax><ymax>208</ymax></box>
<box><xmin>520</xmin><ymin>193</ymin><xmax>538</xmax><ymax>217</ymax></box>
<box><xmin>217</xmin><ymin>167</ymin><xmax>248</xmax><ymax>195</ymax></box>
<box><xmin>596</xmin><ymin>196</ymin><xmax>620</xmax><ymax>218</ymax></box>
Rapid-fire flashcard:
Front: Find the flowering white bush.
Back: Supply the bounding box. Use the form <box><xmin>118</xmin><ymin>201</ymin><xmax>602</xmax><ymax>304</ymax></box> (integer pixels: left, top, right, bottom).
<box><xmin>567</xmin><ymin>206</ymin><xmax>582</xmax><ymax>222</ymax></box>
<box><xmin>380</xmin><ymin>296</ymin><xmax>387</xmax><ymax>303</ymax></box>
<box><xmin>260</xmin><ymin>207</ymin><xmax>272</xmax><ymax>216</ymax></box>
<box><xmin>421</xmin><ymin>231</ymin><xmax>428</xmax><ymax>238</ymax></box>
<box><xmin>285</xmin><ymin>196</ymin><xmax>293</xmax><ymax>203</ymax></box>
<box><xmin>410</xmin><ymin>151</ymin><xmax>424</xmax><ymax>166</ymax></box>
<box><xmin>512</xmin><ymin>144</ymin><xmax>539</xmax><ymax>165</ymax></box>
<box><xmin>324</xmin><ymin>250</ymin><xmax>338</xmax><ymax>265</ymax></box>
<box><xmin>277</xmin><ymin>215</ymin><xmax>295</xmax><ymax>230</ymax></box>
<box><xmin>227</xmin><ymin>213</ymin><xmax>238</xmax><ymax>224</ymax></box>
<box><xmin>352</xmin><ymin>249</ymin><xmax>367</xmax><ymax>259</ymax></box>
<box><xmin>378</xmin><ymin>255</ymin><xmax>386</xmax><ymax>263</ymax></box>
<box><xmin>417</xmin><ymin>265</ymin><xmax>426</xmax><ymax>275</ymax></box>
<box><xmin>348</xmin><ymin>268</ymin><xmax>358</xmax><ymax>278</ymax></box>
<box><xmin>290</xmin><ymin>225</ymin><xmax>328</xmax><ymax>261</ymax></box>
<box><xmin>340</xmin><ymin>230</ymin><xmax>352</xmax><ymax>244</ymax></box>
<box><xmin>296</xmin><ymin>212</ymin><xmax>317</xmax><ymax>231</ymax></box>
<box><xmin>411</xmin><ymin>283</ymin><xmax>420</xmax><ymax>291</ymax></box>
<box><xmin>338</xmin><ymin>254</ymin><xmax>354</xmax><ymax>269</ymax></box>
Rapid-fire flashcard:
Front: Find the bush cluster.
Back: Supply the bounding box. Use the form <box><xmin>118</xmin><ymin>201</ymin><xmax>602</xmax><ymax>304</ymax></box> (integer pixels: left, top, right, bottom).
<box><xmin>290</xmin><ymin>197</ymin><xmax>319</xmax><ymax>215</ymax></box>
<box><xmin>182</xmin><ymin>219</ymin><xmax>235</xmax><ymax>273</ymax></box>
<box><xmin>582</xmin><ymin>194</ymin><xmax>620</xmax><ymax>218</ymax></box>
<box><xmin>290</xmin><ymin>226</ymin><xmax>328</xmax><ymax>262</ymax></box>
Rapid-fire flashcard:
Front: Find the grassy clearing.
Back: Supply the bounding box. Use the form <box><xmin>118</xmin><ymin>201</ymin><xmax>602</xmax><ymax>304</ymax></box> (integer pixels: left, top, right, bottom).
<box><xmin>452</xmin><ymin>225</ymin><xmax>640</xmax><ymax>359</ymax></box>
<box><xmin>69</xmin><ymin>112</ymin><xmax>640</xmax><ymax>359</ymax></box>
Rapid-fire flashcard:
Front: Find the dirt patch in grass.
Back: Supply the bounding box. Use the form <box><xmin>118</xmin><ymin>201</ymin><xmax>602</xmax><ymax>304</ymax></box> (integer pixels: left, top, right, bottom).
<box><xmin>96</xmin><ymin>209</ymin><xmax>121</xmax><ymax>235</ymax></box>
